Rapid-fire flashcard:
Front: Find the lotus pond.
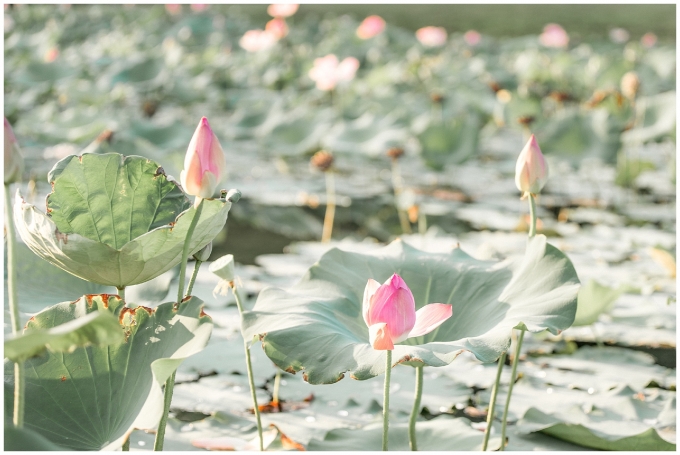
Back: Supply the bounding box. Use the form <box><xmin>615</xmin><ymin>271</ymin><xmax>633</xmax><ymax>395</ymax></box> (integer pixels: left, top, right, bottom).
<box><xmin>3</xmin><ymin>4</ymin><xmax>676</xmax><ymax>452</ymax></box>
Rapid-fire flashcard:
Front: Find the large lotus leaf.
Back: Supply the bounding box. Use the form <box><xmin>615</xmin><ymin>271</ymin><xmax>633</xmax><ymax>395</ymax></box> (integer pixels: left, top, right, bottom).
<box><xmin>242</xmin><ymin>235</ymin><xmax>579</xmax><ymax>384</ymax></box>
<box><xmin>573</xmin><ymin>280</ymin><xmax>621</xmax><ymax>326</ymax></box>
<box><xmin>3</xmin><ymin>294</ymin><xmax>213</xmax><ymax>450</ymax></box>
<box><xmin>417</xmin><ymin>113</ymin><xmax>482</xmax><ymax>171</ymax></box>
<box><xmin>4</xmin><ymin>418</ymin><xmax>65</xmax><ymax>450</ymax></box>
<box><xmin>14</xmin><ymin>188</ymin><xmax>233</xmax><ymax>288</ymax></box>
<box><xmin>4</xmin><ymin>310</ymin><xmax>123</xmax><ymax>363</ymax></box>
<box><xmin>621</xmin><ymin>91</ymin><xmax>676</xmax><ymax>145</ymax></box>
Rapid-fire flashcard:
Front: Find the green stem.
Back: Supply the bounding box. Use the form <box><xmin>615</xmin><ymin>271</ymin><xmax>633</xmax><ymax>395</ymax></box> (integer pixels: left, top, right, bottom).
<box><xmin>117</xmin><ymin>286</ymin><xmax>125</xmax><ymax>301</ymax></box>
<box><xmin>6</xmin><ymin>185</ymin><xmax>24</xmax><ymax>428</ymax></box>
<box><xmin>273</xmin><ymin>368</ymin><xmax>282</xmax><ymax>407</ymax></box>
<box><xmin>482</xmin><ymin>351</ymin><xmax>507</xmax><ymax>451</ymax></box>
<box><xmin>185</xmin><ymin>260</ymin><xmax>202</xmax><ymax>297</ymax></box>
<box><xmin>499</xmin><ymin>329</ymin><xmax>525</xmax><ymax>451</ymax></box>
<box><xmin>232</xmin><ymin>285</ymin><xmax>264</xmax><ymax>451</ymax></box>
<box><xmin>382</xmin><ymin>350</ymin><xmax>393</xmax><ymax>451</ymax></box>
<box><xmin>122</xmin><ymin>435</ymin><xmax>130</xmax><ymax>451</ymax></box>
<box><xmin>408</xmin><ymin>365</ymin><xmax>423</xmax><ymax>451</ymax></box>
<box><xmin>321</xmin><ymin>171</ymin><xmax>336</xmax><ymax>243</ymax></box>
<box><xmin>528</xmin><ymin>193</ymin><xmax>537</xmax><ymax>238</ymax></box>
<box><xmin>154</xmin><ymin>199</ymin><xmax>204</xmax><ymax>451</ymax></box>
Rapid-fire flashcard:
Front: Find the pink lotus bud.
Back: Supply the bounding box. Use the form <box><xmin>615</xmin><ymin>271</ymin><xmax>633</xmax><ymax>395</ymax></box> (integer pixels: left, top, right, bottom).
<box><xmin>190</xmin><ymin>4</ymin><xmax>207</xmax><ymax>12</ymax></box>
<box><xmin>165</xmin><ymin>4</ymin><xmax>181</xmax><ymax>15</ymax></box>
<box><xmin>239</xmin><ymin>29</ymin><xmax>277</xmax><ymax>52</ymax></box>
<box><xmin>363</xmin><ymin>274</ymin><xmax>452</xmax><ymax>351</ymax></box>
<box><xmin>515</xmin><ymin>134</ymin><xmax>548</xmax><ymax>196</ymax></box>
<box><xmin>180</xmin><ymin>117</ymin><xmax>227</xmax><ymax>200</ymax></box>
<box><xmin>308</xmin><ymin>54</ymin><xmax>359</xmax><ymax>91</ymax></box>
<box><xmin>539</xmin><ymin>23</ymin><xmax>569</xmax><ymax>48</ymax></box>
<box><xmin>44</xmin><ymin>47</ymin><xmax>59</xmax><ymax>63</ymax></box>
<box><xmin>463</xmin><ymin>30</ymin><xmax>481</xmax><ymax>46</ymax></box>
<box><xmin>265</xmin><ymin>17</ymin><xmax>289</xmax><ymax>40</ymax></box>
<box><xmin>620</xmin><ymin>71</ymin><xmax>640</xmax><ymax>100</ymax></box>
<box><xmin>267</xmin><ymin>3</ymin><xmax>299</xmax><ymax>18</ymax></box>
<box><xmin>415</xmin><ymin>26</ymin><xmax>447</xmax><ymax>47</ymax></box>
<box><xmin>641</xmin><ymin>32</ymin><xmax>657</xmax><ymax>48</ymax></box>
<box><xmin>4</xmin><ymin>117</ymin><xmax>24</xmax><ymax>184</ymax></box>
<box><xmin>609</xmin><ymin>27</ymin><xmax>630</xmax><ymax>44</ymax></box>
<box><xmin>356</xmin><ymin>15</ymin><xmax>385</xmax><ymax>40</ymax></box>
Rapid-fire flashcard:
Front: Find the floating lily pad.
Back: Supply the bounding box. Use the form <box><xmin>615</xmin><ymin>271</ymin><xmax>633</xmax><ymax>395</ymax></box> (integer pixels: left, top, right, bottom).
<box><xmin>4</xmin><ymin>294</ymin><xmax>213</xmax><ymax>450</ymax></box>
<box><xmin>243</xmin><ymin>235</ymin><xmax>579</xmax><ymax>384</ymax></box>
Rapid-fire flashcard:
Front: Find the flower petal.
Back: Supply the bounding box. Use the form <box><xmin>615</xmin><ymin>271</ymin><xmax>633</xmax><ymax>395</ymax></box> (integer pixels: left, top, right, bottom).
<box><xmin>368</xmin><ymin>322</ymin><xmax>394</xmax><ymax>350</ymax></box>
<box><xmin>408</xmin><ymin>303</ymin><xmax>452</xmax><ymax>338</ymax></box>
<box><xmin>362</xmin><ymin>278</ymin><xmax>381</xmax><ymax>326</ymax></box>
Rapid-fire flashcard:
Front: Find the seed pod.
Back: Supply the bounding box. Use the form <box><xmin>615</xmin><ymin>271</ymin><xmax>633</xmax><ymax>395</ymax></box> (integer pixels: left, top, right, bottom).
<box><xmin>310</xmin><ymin>150</ymin><xmax>334</xmax><ymax>172</ymax></box>
<box><xmin>386</xmin><ymin>147</ymin><xmax>404</xmax><ymax>160</ymax></box>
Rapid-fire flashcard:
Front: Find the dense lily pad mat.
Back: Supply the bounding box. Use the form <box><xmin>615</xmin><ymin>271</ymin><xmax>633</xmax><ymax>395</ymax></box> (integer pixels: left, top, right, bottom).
<box><xmin>3</xmin><ymin>294</ymin><xmax>212</xmax><ymax>450</ymax></box>
<box><xmin>243</xmin><ymin>235</ymin><xmax>579</xmax><ymax>384</ymax></box>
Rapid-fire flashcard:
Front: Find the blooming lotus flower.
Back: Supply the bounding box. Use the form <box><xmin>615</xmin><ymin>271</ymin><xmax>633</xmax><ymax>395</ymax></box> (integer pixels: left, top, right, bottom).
<box><xmin>415</xmin><ymin>26</ymin><xmax>447</xmax><ymax>47</ymax></box>
<box><xmin>515</xmin><ymin>134</ymin><xmax>548</xmax><ymax>196</ymax></box>
<box><xmin>308</xmin><ymin>54</ymin><xmax>359</xmax><ymax>91</ymax></box>
<box><xmin>641</xmin><ymin>32</ymin><xmax>657</xmax><ymax>48</ymax></box>
<box><xmin>265</xmin><ymin>17</ymin><xmax>288</xmax><ymax>40</ymax></box>
<box><xmin>539</xmin><ymin>23</ymin><xmax>569</xmax><ymax>48</ymax></box>
<box><xmin>165</xmin><ymin>4</ymin><xmax>181</xmax><ymax>15</ymax></box>
<box><xmin>363</xmin><ymin>274</ymin><xmax>452</xmax><ymax>350</ymax></box>
<box><xmin>180</xmin><ymin>117</ymin><xmax>227</xmax><ymax>200</ymax></box>
<box><xmin>239</xmin><ymin>29</ymin><xmax>278</xmax><ymax>52</ymax></box>
<box><xmin>464</xmin><ymin>30</ymin><xmax>481</xmax><ymax>46</ymax></box>
<box><xmin>4</xmin><ymin>117</ymin><xmax>23</xmax><ymax>184</ymax></box>
<box><xmin>267</xmin><ymin>3</ymin><xmax>298</xmax><ymax>18</ymax></box>
<box><xmin>357</xmin><ymin>15</ymin><xmax>385</xmax><ymax>40</ymax></box>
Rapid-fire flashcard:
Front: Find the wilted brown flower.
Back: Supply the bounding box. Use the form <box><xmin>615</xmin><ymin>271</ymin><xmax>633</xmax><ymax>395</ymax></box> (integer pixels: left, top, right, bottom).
<box><xmin>311</xmin><ymin>150</ymin><xmax>334</xmax><ymax>171</ymax></box>
<box><xmin>386</xmin><ymin>147</ymin><xmax>405</xmax><ymax>160</ymax></box>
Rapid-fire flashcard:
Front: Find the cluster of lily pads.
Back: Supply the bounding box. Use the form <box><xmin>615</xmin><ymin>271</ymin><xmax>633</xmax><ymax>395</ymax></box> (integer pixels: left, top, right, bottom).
<box><xmin>3</xmin><ymin>3</ymin><xmax>676</xmax><ymax>452</ymax></box>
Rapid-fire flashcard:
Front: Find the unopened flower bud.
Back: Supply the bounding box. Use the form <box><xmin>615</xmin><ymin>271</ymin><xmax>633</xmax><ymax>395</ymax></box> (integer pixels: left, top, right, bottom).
<box><xmin>310</xmin><ymin>150</ymin><xmax>334</xmax><ymax>172</ymax></box>
<box><xmin>193</xmin><ymin>242</ymin><xmax>213</xmax><ymax>262</ymax></box>
<box><xmin>4</xmin><ymin>117</ymin><xmax>24</xmax><ymax>184</ymax></box>
<box><xmin>180</xmin><ymin>117</ymin><xmax>227</xmax><ymax>201</ymax></box>
<box><xmin>515</xmin><ymin>134</ymin><xmax>548</xmax><ymax>196</ymax></box>
<box><xmin>620</xmin><ymin>71</ymin><xmax>640</xmax><ymax>100</ymax></box>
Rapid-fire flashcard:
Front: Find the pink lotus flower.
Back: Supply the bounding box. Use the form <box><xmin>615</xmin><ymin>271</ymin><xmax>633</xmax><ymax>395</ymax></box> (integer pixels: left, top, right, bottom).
<box><xmin>4</xmin><ymin>117</ymin><xmax>23</xmax><ymax>184</ymax></box>
<box><xmin>190</xmin><ymin>4</ymin><xmax>207</xmax><ymax>12</ymax></box>
<box><xmin>415</xmin><ymin>26</ymin><xmax>447</xmax><ymax>47</ymax></box>
<box><xmin>356</xmin><ymin>15</ymin><xmax>385</xmax><ymax>40</ymax></box>
<box><xmin>239</xmin><ymin>29</ymin><xmax>278</xmax><ymax>52</ymax></box>
<box><xmin>539</xmin><ymin>23</ymin><xmax>569</xmax><ymax>48</ymax></box>
<box><xmin>464</xmin><ymin>30</ymin><xmax>481</xmax><ymax>46</ymax></box>
<box><xmin>265</xmin><ymin>17</ymin><xmax>289</xmax><ymax>40</ymax></box>
<box><xmin>180</xmin><ymin>117</ymin><xmax>227</xmax><ymax>201</ymax></box>
<box><xmin>44</xmin><ymin>47</ymin><xmax>59</xmax><ymax>63</ymax></box>
<box><xmin>363</xmin><ymin>274</ymin><xmax>452</xmax><ymax>350</ymax></box>
<box><xmin>641</xmin><ymin>32</ymin><xmax>657</xmax><ymax>48</ymax></box>
<box><xmin>515</xmin><ymin>134</ymin><xmax>548</xmax><ymax>196</ymax></box>
<box><xmin>165</xmin><ymin>4</ymin><xmax>181</xmax><ymax>15</ymax></box>
<box><xmin>267</xmin><ymin>3</ymin><xmax>299</xmax><ymax>18</ymax></box>
<box><xmin>308</xmin><ymin>54</ymin><xmax>360</xmax><ymax>91</ymax></box>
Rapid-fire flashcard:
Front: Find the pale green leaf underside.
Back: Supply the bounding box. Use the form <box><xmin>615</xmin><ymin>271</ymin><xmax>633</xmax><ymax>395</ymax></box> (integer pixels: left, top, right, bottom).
<box><xmin>3</xmin><ymin>294</ymin><xmax>212</xmax><ymax>451</ymax></box>
<box><xmin>242</xmin><ymin>236</ymin><xmax>580</xmax><ymax>384</ymax></box>
<box><xmin>15</xmin><ymin>191</ymin><xmax>231</xmax><ymax>287</ymax></box>
<box><xmin>573</xmin><ymin>279</ymin><xmax>621</xmax><ymax>326</ymax></box>
<box><xmin>4</xmin><ymin>310</ymin><xmax>123</xmax><ymax>363</ymax></box>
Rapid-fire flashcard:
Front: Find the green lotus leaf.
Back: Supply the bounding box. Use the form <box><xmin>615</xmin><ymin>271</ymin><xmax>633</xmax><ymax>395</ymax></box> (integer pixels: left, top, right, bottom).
<box><xmin>417</xmin><ymin>113</ymin><xmax>482</xmax><ymax>171</ymax></box>
<box><xmin>4</xmin><ymin>310</ymin><xmax>123</xmax><ymax>363</ymax></box>
<box><xmin>573</xmin><ymin>279</ymin><xmax>621</xmax><ymax>326</ymax></box>
<box><xmin>3</xmin><ymin>294</ymin><xmax>213</xmax><ymax>451</ymax></box>
<box><xmin>14</xmin><ymin>153</ymin><xmax>235</xmax><ymax>287</ymax></box>
<box><xmin>4</xmin><ymin>418</ymin><xmax>66</xmax><ymax>451</ymax></box>
<box><xmin>242</xmin><ymin>235</ymin><xmax>579</xmax><ymax>384</ymax></box>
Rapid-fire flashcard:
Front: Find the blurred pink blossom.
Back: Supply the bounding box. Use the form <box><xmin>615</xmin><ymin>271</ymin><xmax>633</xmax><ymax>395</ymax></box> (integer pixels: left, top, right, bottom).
<box><xmin>190</xmin><ymin>4</ymin><xmax>208</xmax><ymax>12</ymax></box>
<box><xmin>463</xmin><ymin>29</ymin><xmax>481</xmax><ymax>46</ymax></box>
<box><xmin>609</xmin><ymin>27</ymin><xmax>630</xmax><ymax>44</ymax></box>
<box><xmin>165</xmin><ymin>4</ymin><xmax>181</xmax><ymax>15</ymax></box>
<box><xmin>416</xmin><ymin>26</ymin><xmax>447</xmax><ymax>47</ymax></box>
<box><xmin>267</xmin><ymin>3</ymin><xmax>299</xmax><ymax>18</ymax></box>
<box><xmin>265</xmin><ymin>17</ymin><xmax>289</xmax><ymax>39</ymax></box>
<box><xmin>239</xmin><ymin>29</ymin><xmax>277</xmax><ymax>52</ymax></box>
<box><xmin>539</xmin><ymin>23</ymin><xmax>569</xmax><ymax>48</ymax></box>
<box><xmin>356</xmin><ymin>15</ymin><xmax>386</xmax><ymax>40</ymax></box>
<box><xmin>641</xmin><ymin>32</ymin><xmax>657</xmax><ymax>48</ymax></box>
<box><xmin>309</xmin><ymin>54</ymin><xmax>360</xmax><ymax>91</ymax></box>
<box><xmin>44</xmin><ymin>47</ymin><xmax>59</xmax><ymax>63</ymax></box>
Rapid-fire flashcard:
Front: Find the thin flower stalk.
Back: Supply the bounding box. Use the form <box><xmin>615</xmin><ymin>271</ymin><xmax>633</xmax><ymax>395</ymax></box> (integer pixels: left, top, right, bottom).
<box><xmin>408</xmin><ymin>365</ymin><xmax>423</xmax><ymax>451</ymax></box>
<box><xmin>481</xmin><ymin>351</ymin><xmax>506</xmax><ymax>451</ymax></box>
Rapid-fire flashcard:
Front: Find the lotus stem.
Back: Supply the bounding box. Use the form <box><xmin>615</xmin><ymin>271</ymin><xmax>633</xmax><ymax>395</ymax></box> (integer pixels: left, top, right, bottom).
<box><xmin>122</xmin><ymin>436</ymin><xmax>130</xmax><ymax>451</ymax></box>
<box><xmin>391</xmin><ymin>159</ymin><xmax>412</xmax><ymax>235</ymax></box>
<box><xmin>482</xmin><ymin>351</ymin><xmax>507</xmax><ymax>451</ymax></box>
<box><xmin>418</xmin><ymin>212</ymin><xmax>427</xmax><ymax>237</ymax></box>
<box><xmin>321</xmin><ymin>171</ymin><xmax>336</xmax><ymax>243</ymax></box>
<box><xmin>528</xmin><ymin>193</ymin><xmax>537</xmax><ymax>238</ymax></box>
<box><xmin>408</xmin><ymin>365</ymin><xmax>423</xmax><ymax>451</ymax></box>
<box><xmin>5</xmin><ymin>185</ymin><xmax>24</xmax><ymax>428</ymax></box>
<box><xmin>154</xmin><ymin>199</ymin><xmax>204</xmax><ymax>451</ymax></box>
<box><xmin>231</xmin><ymin>284</ymin><xmax>264</xmax><ymax>451</ymax></box>
<box><xmin>499</xmin><ymin>329</ymin><xmax>525</xmax><ymax>451</ymax></box>
<box><xmin>117</xmin><ymin>286</ymin><xmax>125</xmax><ymax>301</ymax></box>
<box><xmin>186</xmin><ymin>260</ymin><xmax>202</xmax><ymax>297</ymax></box>
<box><xmin>382</xmin><ymin>349</ymin><xmax>393</xmax><ymax>451</ymax></box>
<box><xmin>272</xmin><ymin>368</ymin><xmax>282</xmax><ymax>408</ymax></box>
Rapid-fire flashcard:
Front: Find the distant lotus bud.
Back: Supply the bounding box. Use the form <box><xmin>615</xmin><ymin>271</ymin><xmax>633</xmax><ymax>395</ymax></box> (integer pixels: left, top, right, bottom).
<box><xmin>620</xmin><ymin>71</ymin><xmax>640</xmax><ymax>100</ymax></box>
<box><xmin>4</xmin><ymin>117</ymin><xmax>24</xmax><ymax>184</ymax></box>
<box><xmin>515</xmin><ymin>134</ymin><xmax>548</xmax><ymax>196</ymax></box>
<box><xmin>310</xmin><ymin>150</ymin><xmax>334</xmax><ymax>172</ymax></box>
<box><xmin>44</xmin><ymin>47</ymin><xmax>59</xmax><ymax>63</ymax></box>
<box><xmin>239</xmin><ymin>29</ymin><xmax>278</xmax><ymax>52</ymax></box>
<box><xmin>641</xmin><ymin>32</ymin><xmax>657</xmax><ymax>48</ymax></box>
<box><xmin>356</xmin><ymin>15</ymin><xmax>385</xmax><ymax>40</ymax></box>
<box><xmin>96</xmin><ymin>129</ymin><xmax>115</xmax><ymax>144</ymax></box>
<box><xmin>193</xmin><ymin>242</ymin><xmax>213</xmax><ymax>262</ymax></box>
<box><xmin>609</xmin><ymin>27</ymin><xmax>630</xmax><ymax>44</ymax></box>
<box><xmin>415</xmin><ymin>26</ymin><xmax>447</xmax><ymax>47</ymax></box>
<box><xmin>267</xmin><ymin>3</ymin><xmax>299</xmax><ymax>18</ymax></box>
<box><xmin>265</xmin><ymin>17</ymin><xmax>288</xmax><ymax>39</ymax></box>
<box><xmin>463</xmin><ymin>30</ymin><xmax>481</xmax><ymax>46</ymax></box>
<box><xmin>190</xmin><ymin>4</ymin><xmax>207</xmax><ymax>12</ymax></box>
<box><xmin>180</xmin><ymin>117</ymin><xmax>227</xmax><ymax>200</ymax></box>
<box><xmin>386</xmin><ymin>147</ymin><xmax>404</xmax><ymax>160</ymax></box>
<box><xmin>539</xmin><ymin>23</ymin><xmax>569</xmax><ymax>48</ymax></box>
<box><xmin>165</xmin><ymin>4</ymin><xmax>181</xmax><ymax>15</ymax></box>
<box><xmin>209</xmin><ymin>254</ymin><xmax>235</xmax><ymax>282</ymax></box>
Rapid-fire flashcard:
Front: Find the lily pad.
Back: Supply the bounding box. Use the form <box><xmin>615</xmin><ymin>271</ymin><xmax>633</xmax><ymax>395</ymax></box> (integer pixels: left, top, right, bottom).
<box><xmin>243</xmin><ymin>235</ymin><xmax>579</xmax><ymax>384</ymax></box>
<box><xmin>3</xmin><ymin>294</ymin><xmax>213</xmax><ymax>450</ymax></box>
